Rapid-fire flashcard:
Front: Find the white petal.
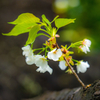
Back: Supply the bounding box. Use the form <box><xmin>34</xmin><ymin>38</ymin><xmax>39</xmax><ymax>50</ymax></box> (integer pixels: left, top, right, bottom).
<box><xmin>46</xmin><ymin>66</ymin><xmax>53</xmax><ymax>74</ymax></box>
<box><xmin>59</xmin><ymin>60</ymin><xmax>67</xmax><ymax>70</ymax></box>
<box><xmin>49</xmin><ymin>54</ymin><xmax>59</xmax><ymax>61</ymax></box>
<box><xmin>22</xmin><ymin>45</ymin><xmax>30</xmax><ymax>51</ymax></box>
<box><xmin>47</xmin><ymin>48</ymin><xmax>56</xmax><ymax>59</ymax></box>
<box><xmin>36</xmin><ymin>66</ymin><xmax>53</xmax><ymax>74</ymax></box>
<box><xmin>36</xmin><ymin>67</ymin><xmax>45</xmax><ymax>73</ymax></box>
<box><xmin>85</xmin><ymin>39</ymin><xmax>91</xmax><ymax>47</ymax></box>
<box><xmin>81</xmin><ymin>45</ymin><xmax>90</xmax><ymax>54</ymax></box>
<box><xmin>22</xmin><ymin>45</ymin><xmax>33</xmax><ymax>57</ymax></box>
<box><xmin>35</xmin><ymin>55</ymin><xmax>48</xmax><ymax>67</ymax></box>
<box><xmin>56</xmin><ymin>49</ymin><xmax>62</xmax><ymax>57</ymax></box>
<box><xmin>47</xmin><ymin>48</ymin><xmax>62</xmax><ymax>61</ymax></box>
<box><xmin>25</xmin><ymin>55</ymin><xmax>35</xmax><ymax>65</ymax></box>
<box><xmin>77</xmin><ymin>61</ymin><xmax>90</xmax><ymax>73</ymax></box>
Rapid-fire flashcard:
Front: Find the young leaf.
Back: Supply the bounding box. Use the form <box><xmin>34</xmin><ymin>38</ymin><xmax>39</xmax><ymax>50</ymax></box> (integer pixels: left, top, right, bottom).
<box><xmin>25</xmin><ymin>25</ymin><xmax>40</xmax><ymax>46</ymax></box>
<box><xmin>42</xmin><ymin>14</ymin><xmax>51</xmax><ymax>25</ymax></box>
<box><xmin>51</xmin><ymin>15</ymin><xmax>59</xmax><ymax>23</ymax></box>
<box><xmin>55</xmin><ymin>18</ymin><xmax>76</xmax><ymax>29</ymax></box>
<box><xmin>8</xmin><ymin>13</ymin><xmax>40</xmax><ymax>25</ymax></box>
<box><xmin>2</xmin><ymin>22</ymin><xmax>37</xmax><ymax>36</ymax></box>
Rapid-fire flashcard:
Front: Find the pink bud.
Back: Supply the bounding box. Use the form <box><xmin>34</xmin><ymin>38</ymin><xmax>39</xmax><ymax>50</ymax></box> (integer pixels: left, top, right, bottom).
<box><xmin>55</xmin><ymin>34</ymin><xmax>60</xmax><ymax>37</ymax></box>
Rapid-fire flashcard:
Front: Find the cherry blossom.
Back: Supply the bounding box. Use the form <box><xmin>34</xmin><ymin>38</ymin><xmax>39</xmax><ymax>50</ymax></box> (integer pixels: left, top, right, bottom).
<box><xmin>76</xmin><ymin>61</ymin><xmax>90</xmax><ymax>73</ymax></box>
<box><xmin>22</xmin><ymin>45</ymin><xmax>33</xmax><ymax>57</ymax></box>
<box><xmin>36</xmin><ymin>65</ymin><xmax>53</xmax><ymax>74</ymax></box>
<box><xmin>35</xmin><ymin>55</ymin><xmax>53</xmax><ymax>74</ymax></box>
<box><xmin>22</xmin><ymin>45</ymin><xmax>35</xmax><ymax>65</ymax></box>
<box><xmin>47</xmin><ymin>48</ymin><xmax>62</xmax><ymax>61</ymax></box>
<box><xmin>25</xmin><ymin>55</ymin><xmax>35</xmax><ymax>65</ymax></box>
<box><xmin>80</xmin><ymin>39</ymin><xmax>91</xmax><ymax>54</ymax></box>
<box><xmin>59</xmin><ymin>60</ymin><xmax>67</xmax><ymax>70</ymax></box>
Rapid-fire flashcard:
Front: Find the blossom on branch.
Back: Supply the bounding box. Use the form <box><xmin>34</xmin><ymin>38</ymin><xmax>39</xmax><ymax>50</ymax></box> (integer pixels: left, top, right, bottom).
<box><xmin>36</xmin><ymin>65</ymin><xmax>53</xmax><ymax>74</ymax></box>
<box><xmin>76</xmin><ymin>61</ymin><xmax>90</xmax><ymax>73</ymax></box>
<box><xmin>22</xmin><ymin>45</ymin><xmax>33</xmax><ymax>57</ymax></box>
<box><xmin>47</xmin><ymin>48</ymin><xmax>62</xmax><ymax>61</ymax></box>
<box><xmin>35</xmin><ymin>55</ymin><xmax>53</xmax><ymax>74</ymax></box>
<box><xmin>59</xmin><ymin>60</ymin><xmax>67</xmax><ymax>70</ymax></box>
<box><xmin>25</xmin><ymin>55</ymin><xmax>35</xmax><ymax>65</ymax></box>
<box><xmin>22</xmin><ymin>45</ymin><xmax>35</xmax><ymax>65</ymax></box>
<box><xmin>80</xmin><ymin>39</ymin><xmax>91</xmax><ymax>54</ymax></box>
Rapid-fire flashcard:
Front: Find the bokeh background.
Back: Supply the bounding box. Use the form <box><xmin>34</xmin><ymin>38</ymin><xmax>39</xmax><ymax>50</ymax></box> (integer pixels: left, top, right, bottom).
<box><xmin>0</xmin><ymin>0</ymin><xmax>100</xmax><ymax>100</ymax></box>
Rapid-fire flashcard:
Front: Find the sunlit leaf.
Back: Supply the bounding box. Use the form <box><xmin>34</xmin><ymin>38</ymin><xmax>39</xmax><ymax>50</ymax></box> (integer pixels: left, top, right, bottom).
<box><xmin>25</xmin><ymin>25</ymin><xmax>40</xmax><ymax>46</ymax></box>
<box><xmin>2</xmin><ymin>22</ymin><xmax>37</xmax><ymax>36</ymax></box>
<box><xmin>55</xmin><ymin>18</ymin><xmax>76</xmax><ymax>29</ymax></box>
<box><xmin>8</xmin><ymin>13</ymin><xmax>40</xmax><ymax>25</ymax></box>
<box><xmin>42</xmin><ymin>14</ymin><xmax>50</xmax><ymax>25</ymax></box>
<box><xmin>2</xmin><ymin>13</ymin><xmax>40</xmax><ymax>36</ymax></box>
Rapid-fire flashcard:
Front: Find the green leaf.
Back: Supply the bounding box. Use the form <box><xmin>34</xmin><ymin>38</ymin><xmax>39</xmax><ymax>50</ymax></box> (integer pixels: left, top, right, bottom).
<box><xmin>25</xmin><ymin>25</ymin><xmax>40</xmax><ymax>46</ymax></box>
<box><xmin>51</xmin><ymin>15</ymin><xmax>59</xmax><ymax>23</ymax></box>
<box><xmin>42</xmin><ymin>14</ymin><xmax>51</xmax><ymax>25</ymax></box>
<box><xmin>2</xmin><ymin>13</ymin><xmax>40</xmax><ymax>36</ymax></box>
<box><xmin>36</xmin><ymin>33</ymin><xmax>50</xmax><ymax>38</ymax></box>
<box><xmin>8</xmin><ymin>13</ymin><xmax>40</xmax><ymax>25</ymax></box>
<box><xmin>55</xmin><ymin>18</ymin><xmax>76</xmax><ymax>29</ymax></box>
<box><xmin>2</xmin><ymin>22</ymin><xmax>37</xmax><ymax>36</ymax></box>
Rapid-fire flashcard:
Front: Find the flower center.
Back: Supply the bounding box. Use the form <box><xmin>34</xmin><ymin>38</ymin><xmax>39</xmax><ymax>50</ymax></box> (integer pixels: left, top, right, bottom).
<box><xmin>53</xmin><ymin>50</ymin><xmax>57</xmax><ymax>54</ymax></box>
<box><xmin>41</xmin><ymin>58</ymin><xmax>46</xmax><ymax>61</ymax></box>
<box><xmin>82</xmin><ymin>40</ymin><xmax>86</xmax><ymax>45</ymax></box>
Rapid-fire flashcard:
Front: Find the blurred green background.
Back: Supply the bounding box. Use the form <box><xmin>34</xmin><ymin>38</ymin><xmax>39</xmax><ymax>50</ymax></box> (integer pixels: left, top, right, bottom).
<box><xmin>0</xmin><ymin>0</ymin><xmax>100</xmax><ymax>100</ymax></box>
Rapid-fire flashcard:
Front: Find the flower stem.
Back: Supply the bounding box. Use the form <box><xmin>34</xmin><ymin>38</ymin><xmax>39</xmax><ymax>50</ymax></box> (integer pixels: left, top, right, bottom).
<box><xmin>56</xmin><ymin>43</ymin><xmax>86</xmax><ymax>89</ymax></box>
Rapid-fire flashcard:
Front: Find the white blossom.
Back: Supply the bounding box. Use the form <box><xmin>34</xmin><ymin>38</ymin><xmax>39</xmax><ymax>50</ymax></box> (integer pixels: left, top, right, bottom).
<box><xmin>84</xmin><ymin>39</ymin><xmax>91</xmax><ymax>47</ymax></box>
<box><xmin>47</xmin><ymin>48</ymin><xmax>62</xmax><ymax>61</ymax></box>
<box><xmin>36</xmin><ymin>65</ymin><xmax>53</xmax><ymax>74</ymax></box>
<box><xmin>80</xmin><ymin>39</ymin><xmax>91</xmax><ymax>54</ymax></box>
<box><xmin>22</xmin><ymin>45</ymin><xmax>35</xmax><ymax>65</ymax></box>
<box><xmin>76</xmin><ymin>61</ymin><xmax>90</xmax><ymax>73</ymax></box>
<box><xmin>22</xmin><ymin>45</ymin><xmax>33</xmax><ymax>57</ymax></box>
<box><xmin>35</xmin><ymin>55</ymin><xmax>53</xmax><ymax>74</ymax></box>
<box><xmin>80</xmin><ymin>45</ymin><xmax>90</xmax><ymax>54</ymax></box>
<box><xmin>25</xmin><ymin>55</ymin><xmax>35</xmax><ymax>65</ymax></box>
<box><xmin>35</xmin><ymin>55</ymin><xmax>48</xmax><ymax>67</ymax></box>
<box><xmin>59</xmin><ymin>60</ymin><xmax>67</xmax><ymax>70</ymax></box>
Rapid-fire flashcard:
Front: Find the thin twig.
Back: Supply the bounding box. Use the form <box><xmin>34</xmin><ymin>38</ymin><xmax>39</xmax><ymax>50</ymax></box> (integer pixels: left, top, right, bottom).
<box><xmin>64</xmin><ymin>57</ymin><xmax>86</xmax><ymax>89</ymax></box>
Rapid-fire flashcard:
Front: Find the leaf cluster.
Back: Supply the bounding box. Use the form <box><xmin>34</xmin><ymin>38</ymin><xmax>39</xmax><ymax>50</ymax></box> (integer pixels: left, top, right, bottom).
<box><xmin>2</xmin><ymin>13</ymin><xmax>76</xmax><ymax>46</ymax></box>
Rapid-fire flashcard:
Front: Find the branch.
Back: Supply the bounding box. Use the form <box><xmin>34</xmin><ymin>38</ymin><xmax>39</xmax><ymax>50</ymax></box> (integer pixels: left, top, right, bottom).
<box><xmin>56</xmin><ymin>43</ymin><xmax>86</xmax><ymax>89</ymax></box>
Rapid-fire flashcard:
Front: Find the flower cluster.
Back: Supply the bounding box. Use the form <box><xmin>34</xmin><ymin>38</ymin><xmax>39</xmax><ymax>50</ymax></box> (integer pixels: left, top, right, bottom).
<box><xmin>22</xmin><ymin>39</ymin><xmax>91</xmax><ymax>74</ymax></box>
<box><xmin>22</xmin><ymin>45</ymin><xmax>53</xmax><ymax>74</ymax></box>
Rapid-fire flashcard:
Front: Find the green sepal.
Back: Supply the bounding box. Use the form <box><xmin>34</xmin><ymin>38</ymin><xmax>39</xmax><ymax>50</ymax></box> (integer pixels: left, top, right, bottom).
<box><xmin>55</xmin><ymin>18</ymin><xmax>76</xmax><ymax>29</ymax></box>
<box><xmin>25</xmin><ymin>25</ymin><xmax>40</xmax><ymax>46</ymax></box>
<box><xmin>65</xmin><ymin>69</ymin><xmax>73</xmax><ymax>74</ymax></box>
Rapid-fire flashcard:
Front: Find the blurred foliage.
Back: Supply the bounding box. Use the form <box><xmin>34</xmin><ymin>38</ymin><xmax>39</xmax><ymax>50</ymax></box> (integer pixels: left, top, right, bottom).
<box><xmin>53</xmin><ymin>0</ymin><xmax>100</xmax><ymax>52</ymax></box>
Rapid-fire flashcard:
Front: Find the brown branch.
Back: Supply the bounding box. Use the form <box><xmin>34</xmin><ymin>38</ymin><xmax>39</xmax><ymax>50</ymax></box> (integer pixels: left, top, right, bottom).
<box><xmin>64</xmin><ymin>57</ymin><xmax>86</xmax><ymax>89</ymax></box>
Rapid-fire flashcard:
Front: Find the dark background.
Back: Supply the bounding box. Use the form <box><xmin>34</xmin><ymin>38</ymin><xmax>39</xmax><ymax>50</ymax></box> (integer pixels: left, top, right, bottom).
<box><xmin>0</xmin><ymin>0</ymin><xmax>100</xmax><ymax>100</ymax></box>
